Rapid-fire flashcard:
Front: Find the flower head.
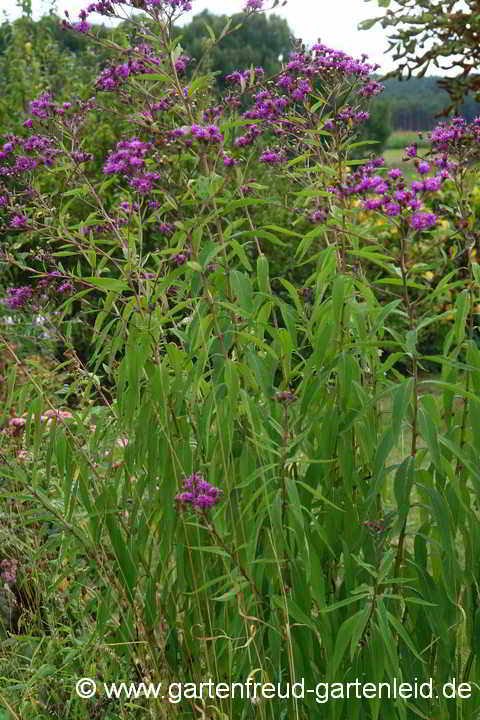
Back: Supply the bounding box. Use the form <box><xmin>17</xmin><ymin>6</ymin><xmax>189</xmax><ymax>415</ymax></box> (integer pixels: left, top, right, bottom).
<box><xmin>410</xmin><ymin>212</ymin><xmax>437</xmax><ymax>231</ymax></box>
<box><xmin>175</xmin><ymin>472</ymin><xmax>223</xmax><ymax>510</ymax></box>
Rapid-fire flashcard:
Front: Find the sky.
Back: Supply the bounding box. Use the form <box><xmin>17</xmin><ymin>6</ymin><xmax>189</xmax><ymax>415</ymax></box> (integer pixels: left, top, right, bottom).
<box><xmin>0</xmin><ymin>0</ymin><xmax>452</xmax><ymax>76</ymax></box>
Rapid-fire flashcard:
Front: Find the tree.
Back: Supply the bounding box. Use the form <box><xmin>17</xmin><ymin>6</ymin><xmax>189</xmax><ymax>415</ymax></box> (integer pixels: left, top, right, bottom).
<box><xmin>173</xmin><ymin>9</ymin><xmax>294</xmax><ymax>92</ymax></box>
<box><xmin>359</xmin><ymin>0</ymin><xmax>480</xmax><ymax>113</ymax></box>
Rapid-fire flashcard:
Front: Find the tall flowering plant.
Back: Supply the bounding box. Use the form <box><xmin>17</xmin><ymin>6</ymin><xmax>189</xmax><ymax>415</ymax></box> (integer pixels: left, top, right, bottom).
<box><xmin>1</xmin><ymin>1</ymin><xmax>480</xmax><ymax>718</ymax></box>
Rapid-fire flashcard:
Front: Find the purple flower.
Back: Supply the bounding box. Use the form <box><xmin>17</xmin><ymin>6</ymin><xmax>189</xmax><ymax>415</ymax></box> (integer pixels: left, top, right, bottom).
<box><xmin>175</xmin><ymin>472</ymin><xmax>223</xmax><ymax>510</ymax></box>
<box><xmin>411</xmin><ymin>180</ymin><xmax>425</xmax><ymax>193</ymax></box>
<box><xmin>418</xmin><ymin>161</ymin><xmax>430</xmax><ymax>175</ymax></box>
<box><xmin>410</xmin><ymin>212</ymin><xmax>437</xmax><ymax>231</ymax></box>
<box><xmin>309</xmin><ymin>209</ymin><xmax>327</xmax><ymax>223</ymax></box>
<box><xmin>409</xmin><ymin>198</ymin><xmax>422</xmax><ymax>211</ymax></box>
<box><xmin>172</xmin><ymin>252</ymin><xmax>188</xmax><ymax>265</ymax></box>
<box><xmin>423</xmin><ymin>176</ymin><xmax>442</xmax><ymax>192</ymax></box>
<box><xmin>174</xmin><ymin>55</ymin><xmax>190</xmax><ymax>73</ymax></box>
<box><xmin>404</xmin><ymin>144</ymin><xmax>417</xmax><ymax>158</ymax></box>
<box><xmin>244</xmin><ymin>0</ymin><xmax>263</xmax><ymax>9</ymax></box>
<box><xmin>72</xmin><ymin>20</ymin><xmax>91</xmax><ymax>32</ymax></box>
<box><xmin>363</xmin><ymin>197</ymin><xmax>383</xmax><ymax>211</ymax></box>
<box><xmin>3</xmin><ymin>286</ymin><xmax>33</xmax><ymax>309</ymax></box>
<box><xmin>71</xmin><ymin>151</ymin><xmax>93</xmax><ymax>163</ymax></box>
<box><xmin>259</xmin><ymin>150</ymin><xmax>283</xmax><ymax>164</ymax></box>
<box><xmin>373</xmin><ymin>181</ymin><xmax>388</xmax><ymax>194</ymax></box>
<box><xmin>0</xmin><ymin>559</ymin><xmax>17</xmax><ymax>585</ymax></box>
<box><xmin>10</xmin><ymin>214</ymin><xmax>28</xmax><ymax>229</ymax></box>
<box><xmin>357</xmin><ymin>80</ymin><xmax>384</xmax><ymax>97</ymax></box>
<box><xmin>388</xmin><ymin>168</ymin><xmax>403</xmax><ymax>179</ymax></box>
<box><xmin>394</xmin><ymin>190</ymin><xmax>409</xmax><ymax>204</ymax></box>
<box><xmin>385</xmin><ymin>202</ymin><xmax>401</xmax><ymax>217</ymax></box>
<box><xmin>157</xmin><ymin>222</ymin><xmax>174</xmax><ymax>235</ymax></box>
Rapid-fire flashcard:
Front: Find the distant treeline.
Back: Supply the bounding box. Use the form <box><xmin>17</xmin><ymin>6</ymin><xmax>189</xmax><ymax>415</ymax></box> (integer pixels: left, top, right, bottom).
<box><xmin>374</xmin><ymin>76</ymin><xmax>480</xmax><ymax>131</ymax></box>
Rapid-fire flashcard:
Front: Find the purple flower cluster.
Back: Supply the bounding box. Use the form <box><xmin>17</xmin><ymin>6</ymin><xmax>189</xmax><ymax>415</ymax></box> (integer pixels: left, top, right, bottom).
<box><xmin>10</xmin><ymin>214</ymin><xmax>29</xmax><ymax>229</ymax></box>
<box><xmin>192</xmin><ymin>124</ymin><xmax>224</xmax><ymax>143</ymax></box>
<box><xmin>104</xmin><ymin>138</ymin><xmax>151</xmax><ymax>174</ymax></box>
<box><xmin>202</xmin><ymin>104</ymin><xmax>225</xmax><ymax>123</ymax></box>
<box><xmin>174</xmin><ymin>55</ymin><xmax>191</xmax><ymax>74</ymax></box>
<box><xmin>28</xmin><ymin>92</ymin><xmax>58</xmax><ymax>119</ymax></box>
<box><xmin>3</xmin><ymin>286</ymin><xmax>33</xmax><ymax>310</ymax></box>
<box><xmin>171</xmin><ymin>247</ymin><xmax>190</xmax><ymax>265</ymax></box>
<box><xmin>175</xmin><ymin>472</ymin><xmax>223</xmax><ymax>509</ymax></box>
<box><xmin>429</xmin><ymin>116</ymin><xmax>480</xmax><ymax>154</ymax></box>
<box><xmin>324</xmin><ymin>106</ymin><xmax>370</xmax><ymax>131</ymax></box>
<box><xmin>234</xmin><ymin>124</ymin><xmax>263</xmax><ymax>149</ymax></box>
<box><xmin>0</xmin><ymin>133</ymin><xmax>59</xmax><ymax>178</ymax></box>
<box><xmin>243</xmin><ymin>93</ymin><xmax>290</xmax><ymax>121</ymax></box>
<box><xmin>0</xmin><ymin>559</ymin><xmax>18</xmax><ymax>585</ymax></box>
<box><xmin>95</xmin><ymin>45</ymin><xmax>164</xmax><ymax>92</ymax></box>
<box><xmin>410</xmin><ymin>213</ymin><xmax>437</xmax><ymax>231</ymax></box>
<box><xmin>2</xmin><ymin>272</ymin><xmax>74</xmax><ymax>310</ymax></box>
<box><xmin>225</xmin><ymin>67</ymin><xmax>265</xmax><ymax>86</ymax></box>
<box><xmin>259</xmin><ymin>150</ymin><xmax>284</xmax><ymax>164</ymax></box>
<box><xmin>222</xmin><ymin>44</ymin><xmax>383</xmax><ymax>166</ymax></box>
<box><xmin>156</xmin><ymin>222</ymin><xmax>174</xmax><ymax>235</ymax></box>
<box><xmin>309</xmin><ymin>208</ymin><xmax>328</xmax><ymax>223</ymax></box>
<box><xmin>328</xmin><ymin>154</ymin><xmax>448</xmax><ymax>229</ymax></box>
<box><xmin>357</xmin><ymin>80</ymin><xmax>384</xmax><ymax>98</ymax></box>
<box><xmin>71</xmin><ymin>0</ymin><xmax>192</xmax><ymax>27</ymax></box>
<box><xmin>169</xmin><ymin>124</ymin><xmax>224</xmax><ymax>145</ymax></box>
<box><xmin>103</xmin><ymin>137</ymin><xmax>162</xmax><ymax>193</ymax></box>
<box><xmin>310</xmin><ymin>44</ymin><xmax>380</xmax><ymax>76</ymax></box>
<box><xmin>71</xmin><ymin>151</ymin><xmax>93</xmax><ymax>164</ymax></box>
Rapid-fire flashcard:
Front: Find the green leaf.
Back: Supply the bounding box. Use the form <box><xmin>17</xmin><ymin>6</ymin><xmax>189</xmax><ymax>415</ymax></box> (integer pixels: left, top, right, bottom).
<box><xmin>393</xmin><ymin>456</ymin><xmax>415</xmax><ymax>525</ymax></box>
<box><xmin>105</xmin><ymin>514</ymin><xmax>137</xmax><ymax>605</ymax></box>
<box><xmin>385</xmin><ymin>609</ymin><xmax>425</xmax><ymax>663</ymax></box>
<box><xmin>256</xmin><ymin>254</ymin><xmax>271</xmax><ymax>295</ymax></box>
<box><xmin>214</xmin><ymin>581</ymin><xmax>249</xmax><ymax>602</ymax></box>
<box><xmin>83</xmin><ymin>277</ymin><xmax>128</xmax><ymax>293</ymax></box>
<box><xmin>271</xmin><ymin>595</ymin><xmax>318</xmax><ymax>632</ymax></box>
<box><xmin>391</xmin><ymin>378</ymin><xmax>413</xmax><ymax>445</ymax></box>
<box><xmin>405</xmin><ymin>329</ymin><xmax>417</xmax><ymax>356</ymax></box>
<box><xmin>330</xmin><ymin>609</ymin><xmax>370</xmax><ymax>679</ymax></box>
<box><xmin>358</xmin><ymin>17</ymin><xmax>383</xmax><ymax>30</ymax></box>
<box><xmin>454</xmin><ymin>289</ymin><xmax>470</xmax><ymax>344</ymax></box>
<box><xmin>319</xmin><ymin>593</ymin><xmax>370</xmax><ymax>613</ymax></box>
<box><xmin>472</xmin><ymin>262</ymin><xmax>480</xmax><ymax>284</ymax></box>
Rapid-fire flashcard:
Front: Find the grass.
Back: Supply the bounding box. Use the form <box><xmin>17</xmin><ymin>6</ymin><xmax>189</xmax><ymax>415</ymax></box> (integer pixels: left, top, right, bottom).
<box><xmin>385</xmin><ymin>130</ymin><xmax>431</xmax><ymax>151</ymax></box>
<box><xmin>382</xmin><ymin>147</ymin><xmax>417</xmax><ymax>179</ymax></box>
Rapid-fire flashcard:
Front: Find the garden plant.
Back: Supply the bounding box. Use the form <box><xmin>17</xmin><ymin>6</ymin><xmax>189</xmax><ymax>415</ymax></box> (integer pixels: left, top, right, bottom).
<box><xmin>1</xmin><ymin>0</ymin><xmax>480</xmax><ymax>718</ymax></box>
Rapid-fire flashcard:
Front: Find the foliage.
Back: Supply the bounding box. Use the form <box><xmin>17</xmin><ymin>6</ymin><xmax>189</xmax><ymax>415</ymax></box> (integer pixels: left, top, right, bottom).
<box><xmin>359</xmin><ymin>0</ymin><xmax>480</xmax><ymax>112</ymax></box>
